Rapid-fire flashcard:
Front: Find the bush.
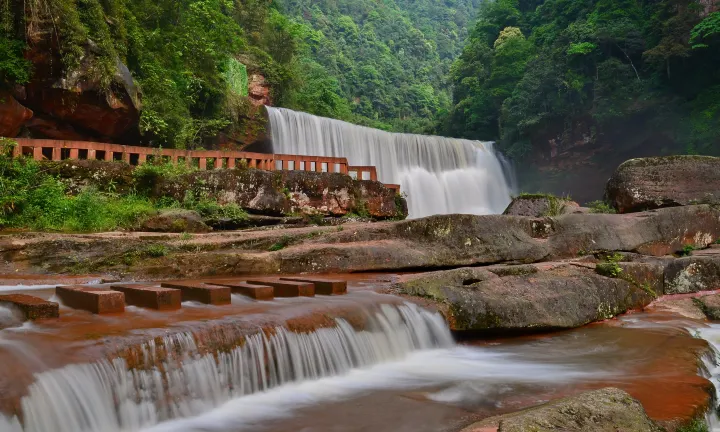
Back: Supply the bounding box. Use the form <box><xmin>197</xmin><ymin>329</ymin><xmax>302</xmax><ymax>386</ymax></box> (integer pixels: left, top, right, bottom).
<box><xmin>587</xmin><ymin>200</ymin><xmax>617</xmax><ymax>214</ymax></box>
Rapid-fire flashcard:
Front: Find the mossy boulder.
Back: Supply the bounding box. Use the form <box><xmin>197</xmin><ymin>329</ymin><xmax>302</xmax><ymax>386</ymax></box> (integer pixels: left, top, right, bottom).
<box><xmin>139</xmin><ymin>209</ymin><xmax>211</xmax><ymax>233</ymax></box>
<box><xmin>503</xmin><ymin>194</ymin><xmax>582</xmax><ymax>217</ymax></box>
<box><xmin>152</xmin><ymin>168</ymin><xmax>407</xmax><ymax>219</ymax></box>
<box><xmin>41</xmin><ymin>159</ymin><xmax>134</xmax><ymax>194</ymax></box>
<box><xmin>395</xmin><ymin>264</ymin><xmax>652</xmax><ymax>333</ymax></box>
<box><xmin>465</xmin><ymin>388</ymin><xmax>662</xmax><ymax>432</ymax></box>
<box><xmin>606</xmin><ymin>156</ymin><xmax>720</xmax><ymax>213</ymax></box>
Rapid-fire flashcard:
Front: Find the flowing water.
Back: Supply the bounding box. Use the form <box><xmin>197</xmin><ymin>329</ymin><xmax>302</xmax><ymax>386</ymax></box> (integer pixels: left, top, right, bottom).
<box><xmin>0</xmin><ymin>283</ymin><xmax>715</xmax><ymax>432</ymax></box>
<box><xmin>266</xmin><ymin>107</ymin><xmax>514</xmax><ymax>218</ymax></box>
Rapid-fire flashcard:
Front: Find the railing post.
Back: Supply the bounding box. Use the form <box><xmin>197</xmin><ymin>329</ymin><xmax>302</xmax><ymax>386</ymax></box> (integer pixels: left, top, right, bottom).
<box><xmin>199</xmin><ymin>158</ymin><xmax>207</xmax><ymax>170</ymax></box>
<box><xmin>70</xmin><ymin>148</ymin><xmax>79</xmax><ymax>160</ymax></box>
<box><xmin>32</xmin><ymin>146</ymin><xmax>42</xmax><ymax>161</ymax></box>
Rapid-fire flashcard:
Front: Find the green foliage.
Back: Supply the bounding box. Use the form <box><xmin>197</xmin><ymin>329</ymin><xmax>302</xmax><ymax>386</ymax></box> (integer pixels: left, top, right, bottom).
<box><xmin>691</xmin><ymin>12</ymin><xmax>720</xmax><ymax>48</ymax></box>
<box><xmin>143</xmin><ymin>244</ymin><xmax>169</xmax><ymax>258</ymax></box>
<box><xmin>226</xmin><ymin>58</ymin><xmax>249</xmax><ymax>97</ymax></box>
<box><xmin>676</xmin><ymin>418</ymin><xmax>709</xmax><ymax>432</ymax></box>
<box><xmin>180</xmin><ymin>191</ymin><xmax>249</xmax><ymax>222</ymax></box>
<box><xmin>447</xmin><ymin>0</ymin><xmax>720</xmax><ymax>157</ymax></box>
<box><xmin>587</xmin><ymin>200</ymin><xmax>617</xmax><ymax>213</ymax></box>
<box><xmin>678</xmin><ymin>244</ymin><xmax>696</xmax><ymax>257</ymax></box>
<box><xmin>269</xmin><ymin>234</ymin><xmax>292</xmax><ymax>251</ymax></box>
<box><xmin>276</xmin><ymin>0</ymin><xmax>482</xmax><ymax>133</ymax></box>
<box><xmin>595</xmin><ymin>253</ymin><xmax>624</xmax><ymax>277</ymax></box>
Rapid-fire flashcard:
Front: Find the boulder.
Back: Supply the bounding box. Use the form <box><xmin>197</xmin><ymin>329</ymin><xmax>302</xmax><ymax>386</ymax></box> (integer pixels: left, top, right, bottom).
<box><xmin>153</xmin><ymin>168</ymin><xmax>407</xmax><ymax>219</ymax></box>
<box><xmin>606</xmin><ymin>156</ymin><xmax>720</xmax><ymax>213</ymax></box>
<box><xmin>0</xmin><ymin>92</ymin><xmax>33</xmax><ymax>136</ymax></box>
<box><xmin>664</xmin><ymin>255</ymin><xmax>720</xmax><ymax>294</ymax></box>
<box><xmin>693</xmin><ymin>294</ymin><xmax>720</xmax><ymax>320</ymax></box>
<box><xmin>41</xmin><ymin>159</ymin><xmax>134</xmax><ymax>195</ymax></box>
<box><xmin>395</xmin><ymin>264</ymin><xmax>652</xmax><ymax>333</ymax></box>
<box><xmin>139</xmin><ymin>209</ymin><xmax>211</xmax><ymax>233</ymax></box>
<box><xmin>464</xmin><ymin>388</ymin><xmax>662</xmax><ymax>432</ymax></box>
<box><xmin>503</xmin><ymin>194</ymin><xmax>580</xmax><ymax>217</ymax></box>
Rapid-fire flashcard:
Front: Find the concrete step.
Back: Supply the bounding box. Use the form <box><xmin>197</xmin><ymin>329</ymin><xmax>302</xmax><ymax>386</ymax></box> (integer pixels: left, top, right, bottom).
<box><xmin>160</xmin><ymin>281</ymin><xmax>231</xmax><ymax>305</ymax></box>
<box><xmin>280</xmin><ymin>277</ymin><xmax>347</xmax><ymax>295</ymax></box>
<box><xmin>245</xmin><ymin>278</ymin><xmax>315</xmax><ymax>297</ymax></box>
<box><xmin>0</xmin><ymin>294</ymin><xmax>59</xmax><ymax>320</ymax></box>
<box><xmin>110</xmin><ymin>284</ymin><xmax>182</xmax><ymax>310</ymax></box>
<box><xmin>209</xmin><ymin>280</ymin><xmax>275</xmax><ymax>300</ymax></box>
<box><xmin>56</xmin><ymin>286</ymin><xmax>125</xmax><ymax>314</ymax></box>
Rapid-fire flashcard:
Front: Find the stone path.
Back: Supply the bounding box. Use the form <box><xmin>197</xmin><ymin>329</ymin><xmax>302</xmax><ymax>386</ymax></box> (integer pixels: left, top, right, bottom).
<box><xmin>0</xmin><ymin>277</ymin><xmax>348</xmax><ymax>317</ymax></box>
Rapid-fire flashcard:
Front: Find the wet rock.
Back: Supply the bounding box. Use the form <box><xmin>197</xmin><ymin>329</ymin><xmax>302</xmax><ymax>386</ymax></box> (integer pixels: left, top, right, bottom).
<box><xmin>693</xmin><ymin>294</ymin><xmax>720</xmax><ymax>320</ymax></box>
<box><xmin>0</xmin><ymin>92</ymin><xmax>33</xmax><ymax>137</ymax></box>
<box><xmin>617</xmin><ymin>261</ymin><xmax>666</xmax><ymax>297</ymax></box>
<box><xmin>395</xmin><ymin>264</ymin><xmax>652</xmax><ymax>333</ymax></box>
<box><xmin>140</xmin><ymin>209</ymin><xmax>211</xmax><ymax>233</ymax></box>
<box><xmin>0</xmin><ymin>294</ymin><xmax>58</xmax><ymax>320</ymax></box>
<box><xmin>503</xmin><ymin>194</ymin><xmax>579</xmax><ymax>217</ymax></box>
<box><xmin>465</xmin><ymin>388</ymin><xmax>662</xmax><ymax>432</ymax></box>
<box><xmin>664</xmin><ymin>256</ymin><xmax>720</xmax><ymax>294</ymax></box>
<box><xmin>606</xmin><ymin>156</ymin><xmax>720</xmax><ymax>213</ymax></box>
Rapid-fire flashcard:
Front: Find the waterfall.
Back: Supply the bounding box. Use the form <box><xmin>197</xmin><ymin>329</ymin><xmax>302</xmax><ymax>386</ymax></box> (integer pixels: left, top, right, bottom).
<box><xmin>1</xmin><ymin>303</ymin><xmax>454</xmax><ymax>432</ymax></box>
<box><xmin>266</xmin><ymin>107</ymin><xmax>514</xmax><ymax>218</ymax></box>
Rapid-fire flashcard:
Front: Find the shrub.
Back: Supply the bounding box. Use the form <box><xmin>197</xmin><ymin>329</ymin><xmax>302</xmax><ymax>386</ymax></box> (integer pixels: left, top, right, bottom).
<box><xmin>587</xmin><ymin>200</ymin><xmax>617</xmax><ymax>214</ymax></box>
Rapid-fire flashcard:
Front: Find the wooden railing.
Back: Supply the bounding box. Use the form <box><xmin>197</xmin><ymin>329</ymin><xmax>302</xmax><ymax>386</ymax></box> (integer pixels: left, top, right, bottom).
<box><xmin>10</xmin><ymin>138</ymin><xmax>398</xmax><ymax>190</ymax></box>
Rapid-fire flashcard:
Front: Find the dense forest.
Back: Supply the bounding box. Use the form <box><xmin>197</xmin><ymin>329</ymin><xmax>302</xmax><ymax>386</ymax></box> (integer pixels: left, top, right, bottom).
<box><xmin>276</xmin><ymin>0</ymin><xmax>481</xmax><ymax>132</ymax></box>
<box><xmin>445</xmin><ymin>0</ymin><xmax>720</xmax><ymax>158</ymax></box>
<box><xmin>0</xmin><ymin>0</ymin><xmax>482</xmax><ymax>148</ymax></box>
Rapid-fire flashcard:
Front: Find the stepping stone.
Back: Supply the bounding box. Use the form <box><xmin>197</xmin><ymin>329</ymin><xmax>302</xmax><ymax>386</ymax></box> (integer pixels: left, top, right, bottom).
<box><xmin>160</xmin><ymin>281</ymin><xmax>231</xmax><ymax>305</ymax></box>
<box><xmin>245</xmin><ymin>278</ymin><xmax>315</xmax><ymax>298</ymax></box>
<box><xmin>110</xmin><ymin>284</ymin><xmax>182</xmax><ymax>310</ymax></box>
<box><xmin>56</xmin><ymin>286</ymin><xmax>125</xmax><ymax>314</ymax></box>
<box><xmin>208</xmin><ymin>281</ymin><xmax>275</xmax><ymax>301</ymax></box>
<box><xmin>280</xmin><ymin>277</ymin><xmax>347</xmax><ymax>295</ymax></box>
<box><xmin>0</xmin><ymin>294</ymin><xmax>59</xmax><ymax>320</ymax></box>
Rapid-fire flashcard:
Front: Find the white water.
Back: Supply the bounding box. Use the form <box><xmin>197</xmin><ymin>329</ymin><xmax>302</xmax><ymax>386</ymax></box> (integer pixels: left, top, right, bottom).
<box><xmin>0</xmin><ymin>302</ymin><xmax>592</xmax><ymax>432</ymax></box>
<box><xmin>694</xmin><ymin>325</ymin><xmax>720</xmax><ymax>430</ymax></box>
<box><xmin>266</xmin><ymin>107</ymin><xmax>514</xmax><ymax>218</ymax></box>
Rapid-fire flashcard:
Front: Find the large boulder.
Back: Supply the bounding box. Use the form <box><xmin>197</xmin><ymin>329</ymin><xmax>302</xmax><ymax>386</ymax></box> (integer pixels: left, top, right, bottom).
<box><xmin>0</xmin><ymin>92</ymin><xmax>33</xmax><ymax>136</ymax></box>
<box><xmin>606</xmin><ymin>156</ymin><xmax>720</xmax><ymax>213</ymax></box>
<box><xmin>464</xmin><ymin>388</ymin><xmax>662</xmax><ymax>432</ymax></box>
<box><xmin>394</xmin><ymin>264</ymin><xmax>652</xmax><ymax>333</ymax></box>
<box><xmin>153</xmin><ymin>168</ymin><xmax>407</xmax><ymax>219</ymax></box>
<box><xmin>140</xmin><ymin>209</ymin><xmax>211</xmax><ymax>233</ymax></box>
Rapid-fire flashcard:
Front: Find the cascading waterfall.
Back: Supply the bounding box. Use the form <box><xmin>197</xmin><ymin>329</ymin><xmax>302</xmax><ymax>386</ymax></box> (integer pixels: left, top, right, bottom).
<box><xmin>695</xmin><ymin>325</ymin><xmax>720</xmax><ymax>430</ymax></box>
<box><xmin>266</xmin><ymin>107</ymin><xmax>515</xmax><ymax>218</ymax></box>
<box><xmin>0</xmin><ymin>303</ymin><xmax>454</xmax><ymax>432</ymax></box>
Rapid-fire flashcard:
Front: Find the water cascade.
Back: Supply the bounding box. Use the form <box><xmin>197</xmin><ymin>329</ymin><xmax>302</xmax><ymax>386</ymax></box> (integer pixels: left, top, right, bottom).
<box><xmin>266</xmin><ymin>107</ymin><xmax>515</xmax><ymax>218</ymax></box>
<box><xmin>0</xmin><ymin>302</ymin><xmax>587</xmax><ymax>432</ymax></box>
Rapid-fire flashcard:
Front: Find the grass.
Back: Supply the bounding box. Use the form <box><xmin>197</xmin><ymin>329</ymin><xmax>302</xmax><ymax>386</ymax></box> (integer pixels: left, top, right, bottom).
<box><xmin>677</xmin><ymin>419</ymin><xmax>709</xmax><ymax>432</ymax></box>
<box><xmin>0</xmin><ymin>141</ymin><xmax>246</xmax><ymax>233</ymax></box>
<box><xmin>268</xmin><ymin>235</ymin><xmax>292</xmax><ymax>251</ymax></box>
<box><xmin>587</xmin><ymin>200</ymin><xmax>617</xmax><ymax>214</ymax></box>
<box><xmin>678</xmin><ymin>244</ymin><xmax>696</xmax><ymax>257</ymax></box>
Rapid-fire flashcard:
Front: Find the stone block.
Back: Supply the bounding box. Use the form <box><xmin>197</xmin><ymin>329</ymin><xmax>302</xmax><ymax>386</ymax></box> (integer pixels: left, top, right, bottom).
<box><xmin>209</xmin><ymin>281</ymin><xmax>275</xmax><ymax>300</ymax></box>
<box><xmin>56</xmin><ymin>286</ymin><xmax>125</xmax><ymax>314</ymax></box>
<box><xmin>617</xmin><ymin>262</ymin><xmax>665</xmax><ymax>296</ymax></box>
<box><xmin>110</xmin><ymin>284</ymin><xmax>182</xmax><ymax>310</ymax></box>
<box><xmin>280</xmin><ymin>277</ymin><xmax>347</xmax><ymax>295</ymax></box>
<box><xmin>246</xmin><ymin>278</ymin><xmax>315</xmax><ymax>297</ymax></box>
<box><xmin>0</xmin><ymin>294</ymin><xmax>59</xmax><ymax>320</ymax></box>
<box><xmin>160</xmin><ymin>281</ymin><xmax>231</xmax><ymax>305</ymax></box>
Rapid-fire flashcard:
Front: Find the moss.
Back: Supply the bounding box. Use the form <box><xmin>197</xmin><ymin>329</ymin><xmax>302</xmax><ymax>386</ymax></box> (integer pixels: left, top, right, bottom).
<box><xmin>489</xmin><ymin>265</ymin><xmax>538</xmax><ymax>277</ymax></box>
